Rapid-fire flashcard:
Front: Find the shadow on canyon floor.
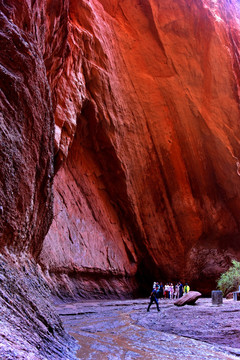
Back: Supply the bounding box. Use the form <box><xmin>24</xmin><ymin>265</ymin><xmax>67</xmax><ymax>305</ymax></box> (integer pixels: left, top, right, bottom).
<box><xmin>56</xmin><ymin>298</ymin><xmax>240</xmax><ymax>360</ymax></box>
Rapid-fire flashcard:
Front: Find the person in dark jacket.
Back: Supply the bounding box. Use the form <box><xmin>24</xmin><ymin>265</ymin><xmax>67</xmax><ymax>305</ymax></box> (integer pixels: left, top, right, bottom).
<box><xmin>178</xmin><ymin>282</ymin><xmax>183</xmax><ymax>298</ymax></box>
<box><xmin>158</xmin><ymin>282</ymin><xmax>164</xmax><ymax>299</ymax></box>
<box><xmin>147</xmin><ymin>286</ymin><xmax>160</xmax><ymax>312</ymax></box>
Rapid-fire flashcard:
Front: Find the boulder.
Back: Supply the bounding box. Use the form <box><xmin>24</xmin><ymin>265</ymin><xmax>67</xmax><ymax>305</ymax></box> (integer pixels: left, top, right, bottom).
<box><xmin>174</xmin><ymin>291</ymin><xmax>202</xmax><ymax>306</ymax></box>
<box><xmin>226</xmin><ymin>292</ymin><xmax>233</xmax><ymax>300</ymax></box>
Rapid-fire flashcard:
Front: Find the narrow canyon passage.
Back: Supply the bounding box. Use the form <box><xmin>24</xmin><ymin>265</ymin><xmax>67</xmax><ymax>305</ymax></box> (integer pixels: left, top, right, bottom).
<box><xmin>1</xmin><ymin>1</ymin><xmax>240</xmax><ymax>358</ymax></box>
<box><xmin>57</xmin><ymin>299</ymin><xmax>240</xmax><ymax>360</ymax></box>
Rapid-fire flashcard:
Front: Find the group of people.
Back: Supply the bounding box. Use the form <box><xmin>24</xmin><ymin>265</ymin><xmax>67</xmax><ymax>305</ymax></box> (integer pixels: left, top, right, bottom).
<box><xmin>147</xmin><ymin>281</ymin><xmax>190</xmax><ymax>312</ymax></box>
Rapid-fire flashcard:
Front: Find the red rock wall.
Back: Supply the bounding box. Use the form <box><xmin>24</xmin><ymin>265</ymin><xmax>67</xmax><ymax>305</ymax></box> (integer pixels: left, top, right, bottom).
<box><xmin>1</xmin><ymin>0</ymin><xmax>240</xmax><ymax>298</ymax></box>
<box><xmin>0</xmin><ymin>2</ymin><xmax>76</xmax><ymax>358</ymax></box>
<box><xmin>0</xmin><ymin>1</ymin><xmax>54</xmax><ymax>256</ymax></box>
<box><xmin>1</xmin><ymin>1</ymin><xmax>240</xmax><ymax>357</ymax></box>
<box><xmin>39</xmin><ymin>0</ymin><xmax>240</xmax><ymax>296</ymax></box>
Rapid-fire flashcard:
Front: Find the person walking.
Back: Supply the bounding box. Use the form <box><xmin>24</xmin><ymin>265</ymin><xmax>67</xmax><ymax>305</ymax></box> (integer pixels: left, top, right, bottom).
<box><xmin>147</xmin><ymin>285</ymin><xmax>160</xmax><ymax>312</ymax></box>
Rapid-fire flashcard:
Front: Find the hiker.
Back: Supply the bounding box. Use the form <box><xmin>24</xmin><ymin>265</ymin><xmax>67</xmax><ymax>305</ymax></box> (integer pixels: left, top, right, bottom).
<box><xmin>147</xmin><ymin>285</ymin><xmax>160</xmax><ymax>312</ymax></box>
<box><xmin>184</xmin><ymin>283</ymin><xmax>190</xmax><ymax>294</ymax></box>
<box><xmin>164</xmin><ymin>283</ymin><xmax>169</xmax><ymax>299</ymax></box>
<box><xmin>159</xmin><ymin>282</ymin><xmax>164</xmax><ymax>299</ymax></box>
<box><xmin>169</xmin><ymin>283</ymin><xmax>174</xmax><ymax>299</ymax></box>
<box><xmin>179</xmin><ymin>282</ymin><xmax>183</xmax><ymax>297</ymax></box>
<box><xmin>174</xmin><ymin>283</ymin><xmax>179</xmax><ymax>299</ymax></box>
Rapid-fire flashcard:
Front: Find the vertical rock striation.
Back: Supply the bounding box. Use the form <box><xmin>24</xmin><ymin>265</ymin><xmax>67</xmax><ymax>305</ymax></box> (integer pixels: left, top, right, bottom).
<box><xmin>41</xmin><ymin>0</ymin><xmax>240</xmax><ymax>296</ymax></box>
<box><xmin>0</xmin><ymin>1</ymin><xmax>76</xmax><ymax>358</ymax></box>
<box><xmin>0</xmin><ymin>1</ymin><xmax>54</xmax><ymax>256</ymax></box>
<box><xmin>1</xmin><ymin>0</ymin><xmax>240</xmax><ymax>357</ymax></box>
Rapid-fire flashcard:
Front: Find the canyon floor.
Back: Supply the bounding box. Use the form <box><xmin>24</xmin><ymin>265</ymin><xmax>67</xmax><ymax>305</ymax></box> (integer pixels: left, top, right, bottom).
<box><xmin>57</xmin><ymin>297</ymin><xmax>240</xmax><ymax>360</ymax></box>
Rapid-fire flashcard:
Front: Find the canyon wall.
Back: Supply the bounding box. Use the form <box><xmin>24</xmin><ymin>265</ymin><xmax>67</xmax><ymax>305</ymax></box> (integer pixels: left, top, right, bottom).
<box><xmin>0</xmin><ymin>1</ymin><xmax>76</xmax><ymax>358</ymax></box>
<box><xmin>39</xmin><ymin>0</ymin><xmax>240</xmax><ymax>296</ymax></box>
<box><xmin>1</xmin><ymin>0</ymin><xmax>240</xmax><ymax>357</ymax></box>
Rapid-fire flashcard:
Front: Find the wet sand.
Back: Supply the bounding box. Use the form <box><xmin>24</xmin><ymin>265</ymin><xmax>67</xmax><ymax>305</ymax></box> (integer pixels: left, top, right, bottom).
<box><xmin>56</xmin><ymin>298</ymin><xmax>240</xmax><ymax>360</ymax></box>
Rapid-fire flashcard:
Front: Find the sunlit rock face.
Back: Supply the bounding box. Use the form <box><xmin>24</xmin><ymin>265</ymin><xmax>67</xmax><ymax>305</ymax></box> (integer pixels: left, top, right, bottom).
<box><xmin>41</xmin><ymin>0</ymin><xmax>240</xmax><ymax>296</ymax></box>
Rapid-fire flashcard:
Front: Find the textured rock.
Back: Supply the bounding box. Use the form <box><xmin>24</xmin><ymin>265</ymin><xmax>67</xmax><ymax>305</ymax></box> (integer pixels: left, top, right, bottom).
<box><xmin>0</xmin><ymin>254</ymin><xmax>77</xmax><ymax>360</ymax></box>
<box><xmin>0</xmin><ymin>252</ymin><xmax>77</xmax><ymax>360</ymax></box>
<box><xmin>174</xmin><ymin>291</ymin><xmax>202</xmax><ymax>306</ymax></box>
<box><xmin>59</xmin><ymin>298</ymin><xmax>240</xmax><ymax>360</ymax></box>
<box><xmin>0</xmin><ymin>2</ymin><xmax>76</xmax><ymax>359</ymax></box>
<box><xmin>134</xmin><ymin>297</ymin><xmax>240</xmax><ymax>353</ymax></box>
<box><xmin>0</xmin><ymin>2</ymin><xmax>54</xmax><ymax>256</ymax></box>
<box><xmin>1</xmin><ymin>0</ymin><xmax>240</xmax><ymax>314</ymax></box>
<box><xmin>39</xmin><ymin>0</ymin><xmax>240</xmax><ymax>297</ymax></box>
<box><xmin>1</xmin><ymin>0</ymin><xmax>240</xmax><ymax>358</ymax></box>
<box><xmin>226</xmin><ymin>292</ymin><xmax>233</xmax><ymax>300</ymax></box>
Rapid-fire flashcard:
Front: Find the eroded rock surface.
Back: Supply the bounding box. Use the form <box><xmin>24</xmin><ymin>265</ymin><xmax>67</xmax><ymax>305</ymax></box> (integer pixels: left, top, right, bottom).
<box><xmin>0</xmin><ymin>1</ymin><xmax>54</xmax><ymax>256</ymax></box>
<box><xmin>0</xmin><ymin>2</ymin><xmax>75</xmax><ymax>358</ymax></box>
<box><xmin>1</xmin><ymin>0</ymin><xmax>240</xmax><ymax>358</ymax></box>
<box><xmin>40</xmin><ymin>0</ymin><xmax>240</xmax><ymax>297</ymax></box>
<box><xmin>0</xmin><ymin>252</ymin><xmax>77</xmax><ymax>360</ymax></box>
<box><xmin>58</xmin><ymin>298</ymin><xmax>240</xmax><ymax>359</ymax></box>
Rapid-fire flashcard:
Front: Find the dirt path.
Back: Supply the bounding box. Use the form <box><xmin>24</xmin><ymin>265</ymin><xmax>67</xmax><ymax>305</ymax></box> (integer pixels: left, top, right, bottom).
<box><xmin>56</xmin><ymin>298</ymin><xmax>240</xmax><ymax>360</ymax></box>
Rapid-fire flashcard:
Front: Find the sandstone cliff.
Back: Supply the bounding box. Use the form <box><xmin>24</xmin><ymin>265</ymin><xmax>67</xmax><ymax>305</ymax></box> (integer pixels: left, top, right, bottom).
<box><xmin>0</xmin><ymin>1</ymin><xmax>75</xmax><ymax>358</ymax></box>
<box><xmin>1</xmin><ymin>0</ymin><xmax>240</xmax><ymax>357</ymax></box>
<box><xmin>40</xmin><ymin>0</ymin><xmax>240</xmax><ymax>296</ymax></box>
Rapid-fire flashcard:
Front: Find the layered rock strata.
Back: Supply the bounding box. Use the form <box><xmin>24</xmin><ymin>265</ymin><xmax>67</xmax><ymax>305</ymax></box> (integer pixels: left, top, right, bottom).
<box><xmin>0</xmin><ymin>252</ymin><xmax>77</xmax><ymax>360</ymax></box>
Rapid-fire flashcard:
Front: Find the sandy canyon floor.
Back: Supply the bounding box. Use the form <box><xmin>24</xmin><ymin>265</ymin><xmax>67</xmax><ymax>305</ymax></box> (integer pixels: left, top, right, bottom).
<box><xmin>56</xmin><ymin>298</ymin><xmax>240</xmax><ymax>360</ymax></box>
